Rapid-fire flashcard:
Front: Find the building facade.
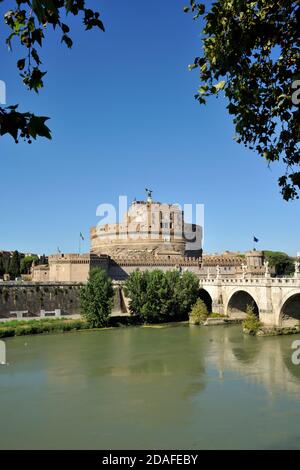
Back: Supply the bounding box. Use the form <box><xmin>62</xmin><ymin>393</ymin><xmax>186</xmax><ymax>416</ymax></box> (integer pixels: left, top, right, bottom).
<box><xmin>90</xmin><ymin>199</ymin><xmax>202</xmax><ymax>259</ymax></box>
<box><xmin>31</xmin><ymin>196</ymin><xmax>267</xmax><ymax>283</ymax></box>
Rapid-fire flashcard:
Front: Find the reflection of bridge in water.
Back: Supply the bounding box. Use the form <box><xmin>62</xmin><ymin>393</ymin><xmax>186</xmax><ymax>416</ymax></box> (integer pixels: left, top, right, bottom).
<box><xmin>205</xmin><ymin>325</ymin><xmax>300</xmax><ymax>398</ymax></box>
<box><xmin>198</xmin><ymin>276</ymin><xmax>300</xmax><ymax>327</ymax></box>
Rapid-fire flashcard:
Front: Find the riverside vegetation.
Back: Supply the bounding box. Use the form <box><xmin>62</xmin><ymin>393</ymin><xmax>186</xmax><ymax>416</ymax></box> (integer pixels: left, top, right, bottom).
<box><xmin>0</xmin><ymin>268</ymin><xmax>272</xmax><ymax>339</ymax></box>
<box><xmin>124</xmin><ymin>269</ymin><xmax>199</xmax><ymax>323</ymax></box>
<box><xmin>242</xmin><ymin>304</ymin><xmax>300</xmax><ymax>337</ymax></box>
<box><xmin>0</xmin><ymin>268</ymin><xmax>202</xmax><ymax>338</ymax></box>
<box><xmin>0</xmin><ymin>318</ymin><xmax>89</xmax><ymax>339</ymax></box>
<box><xmin>242</xmin><ymin>305</ymin><xmax>262</xmax><ymax>335</ymax></box>
<box><xmin>188</xmin><ymin>299</ymin><xmax>227</xmax><ymax>325</ymax></box>
<box><xmin>80</xmin><ymin>268</ymin><xmax>115</xmax><ymax>328</ymax></box>
<box><xmin>189</xmin><ymin>299</ymin><xmax>209</xmax><ymax>325</ymax></box>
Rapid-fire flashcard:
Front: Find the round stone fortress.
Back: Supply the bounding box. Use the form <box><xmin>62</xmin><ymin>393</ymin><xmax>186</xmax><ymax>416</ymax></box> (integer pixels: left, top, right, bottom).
<box><xmin>31</xmin><ymin>192</ymin><xmax>266</xmax><ymax>283</ymax></box>
<box><xmin>90</xmin><ymin>197</ymin><xmax>202</xmax><ymax>259</ymax></box>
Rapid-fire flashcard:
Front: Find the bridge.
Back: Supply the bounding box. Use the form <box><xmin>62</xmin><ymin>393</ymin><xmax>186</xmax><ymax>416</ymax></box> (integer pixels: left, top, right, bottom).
<box><xmin>198</xmin><ymin>275</ymin><xmax>300</xmax><ymax>327</ymax></box>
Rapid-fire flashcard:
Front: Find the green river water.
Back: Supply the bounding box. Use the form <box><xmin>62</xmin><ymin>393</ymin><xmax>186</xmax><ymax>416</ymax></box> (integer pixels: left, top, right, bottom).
<box><xmin>1</xmin><ymin>324</ymin><xmax>300</xmax><ymax>450</ymax></box>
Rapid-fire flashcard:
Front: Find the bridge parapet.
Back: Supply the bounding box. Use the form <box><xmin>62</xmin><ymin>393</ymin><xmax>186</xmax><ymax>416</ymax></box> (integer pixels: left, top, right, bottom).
<box><xmin>199</xmin><ymin>277</ymin><xmax>300</xmax><ymax>287</ymax></box>
<box><xmin>199</xmin><ymin>276</ymin><xmax>300</xmax><ymax>327</ymax></box>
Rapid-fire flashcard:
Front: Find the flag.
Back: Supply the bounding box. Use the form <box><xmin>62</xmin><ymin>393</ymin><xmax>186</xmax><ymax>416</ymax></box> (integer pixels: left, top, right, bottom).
<box><xmin>253</xmin><ymin>236</ymin><xmax>259</xmax><ymax>243</ymax></box>
<box><xmin>80</xmin><ymin>232</ymin><xmax>84</xmax><ymax>241</ymax></box>
<box><xmin>57</xmin><ymin>247</ymin><xmax>61</xmax><ymax>254</ymax></box>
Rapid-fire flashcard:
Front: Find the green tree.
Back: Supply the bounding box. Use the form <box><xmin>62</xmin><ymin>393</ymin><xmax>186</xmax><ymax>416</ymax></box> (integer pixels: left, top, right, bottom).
<box><xmin>125</xmin><ymin>269</ymin><xmax>200</xmax><ymax>323</ymax></box>
<box><xmin>141</xmin><ymin>270</ymin><xmax>168</xmax><ymax>323</ymax></box>
<box><xmin>242</xmin><ymin>304</ymin><xmax>262</xmax><ymax>335</ymax></box>
<box><xmin>174</xmin><ymin>270</ymin><xmax>200</xmax><ymax>318</ymax></box>
<box><xmin>264</xmin><ymin>250</ymin><xmax>295</xmax><ymax>276</ymax></box>
<box><xmin>0</xmin><ymin>255</ymin><xmax>5</xmax><ymax>277</ymax></box>
<box><xmin>2</xmin><ymin>253</ymin><xmax>10</xmax><ymax>274</ymax></box>
<box><xmin>189</xmin><ymin>299</ymin><xmax>208</xmax><ymax>325</ymax></box>
<box><xmin>20</xmin><ymin>255</ymin><xmax>39</xmax><ymax>274</ymax></box>
<box><xmin>1</xmin><ymin>0</ymin><xmax>105</xmax><ymax>143</ymax></box>
<box><xmin>123</xmin><ymin>270</ymin><xmax>149</xmax><ymax>318</ymax></box>
<box><xmin>8</xmin><ymin>250</ymin><xmax>21</xmax><ymax>279</ymax></box>
<box><xmin>80</xmin><ymin>268</ymin><xmax>114</xmax><ymax>328</ymax></box>
<box><xmin>185</xmin><ymin>1</ymin><xmax>300</xmax><ymax>200</ymax></box>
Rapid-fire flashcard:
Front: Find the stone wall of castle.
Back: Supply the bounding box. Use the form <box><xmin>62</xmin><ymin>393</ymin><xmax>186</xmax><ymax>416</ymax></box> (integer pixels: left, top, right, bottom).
<box><xmin>49</xmin><ymin>254</ymin><xmax>91</xmax><ymax>283</ymax></box>
<box><xmin>31</xmin><ymin>251</ymin><xmax>266</xmax><ymax>283</ymax></box>
<box><xmin>0</xmin><ymin>282</ymin><xmax>82</xmax><ymax>318</ymax></box>
<box><xmin>32</xmin><ymin>253</ymin><xmax>110</xmax><ymax>283</ymax></box>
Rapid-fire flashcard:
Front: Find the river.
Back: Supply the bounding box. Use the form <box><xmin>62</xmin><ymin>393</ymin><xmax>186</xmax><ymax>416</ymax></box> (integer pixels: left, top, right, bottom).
<box><xmin>1</xmin><ymin>324</ymin><xmax>300</xmax><ymax>450</ymax></box>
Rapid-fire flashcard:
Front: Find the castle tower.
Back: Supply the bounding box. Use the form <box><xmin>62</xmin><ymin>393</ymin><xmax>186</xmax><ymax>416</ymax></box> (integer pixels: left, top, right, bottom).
<box><xmin>90</xmin><ymin>195</ymin><xmax>202</xmax><ymax>259</ymax></box>
<box><xmin>245</xmin><ymin>250</ymin><xmax>264</xmax><ymax>267</ymax></box>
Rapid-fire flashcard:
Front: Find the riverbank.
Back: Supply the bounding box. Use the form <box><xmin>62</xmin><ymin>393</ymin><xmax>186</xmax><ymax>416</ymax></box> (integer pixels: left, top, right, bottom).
<box><xmin>0</xmin><ymin>318</ymin><xmax>89</xmax><ymax>338</ymax></box>
<box><xmin>1</xmin><ymin>314</ymin><xmax>298</xmax><ymax>340</ymax></box>
<box><xmin>255</xmin><ymin>326</ymin><xmax>300</xmax><ymax>336</ymax></box>
<box><xmin>0</xmin><ymin>315</ymin><xmax>145</xmax><ymax>339</ymax></box>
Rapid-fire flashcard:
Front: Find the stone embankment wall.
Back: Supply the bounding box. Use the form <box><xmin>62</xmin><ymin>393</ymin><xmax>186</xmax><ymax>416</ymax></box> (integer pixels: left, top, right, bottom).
<box><xmin>0</xmin><ymin>282</ymin><xmax>82</xmax><ymax>318</ymax></box>
<box><xmin>0</xmin><ymin>282</ymin><xmax>129</xmax><ymax>319</ymax></box>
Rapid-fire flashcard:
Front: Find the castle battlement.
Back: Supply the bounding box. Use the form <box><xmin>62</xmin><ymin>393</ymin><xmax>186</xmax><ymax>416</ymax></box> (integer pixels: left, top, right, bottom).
<box><xmin>49</xmin><ymin>253</ymin><xmax>91</xmax><ymax>264</ymax></box>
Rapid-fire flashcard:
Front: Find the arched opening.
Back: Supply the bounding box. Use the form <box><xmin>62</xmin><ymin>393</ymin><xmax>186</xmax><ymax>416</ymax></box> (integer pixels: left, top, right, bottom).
<box><xmin>198</xmin><ymin>289</ymin><xmax>212</xmax><ymax>313</ymax></box>
<box><xmin>280</xmin><ymin>293</ymin><xmax>300</xmax><ymax>327</ymax></box>
<box><xmin>227</xmin><ymin>290</ymin><xmax>259</xmax><ymax>319</ymax></box>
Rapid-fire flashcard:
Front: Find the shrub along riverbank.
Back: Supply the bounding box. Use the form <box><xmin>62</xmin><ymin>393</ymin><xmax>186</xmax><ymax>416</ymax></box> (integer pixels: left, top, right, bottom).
<box><xmin>0</xmin><ymin>318</ymin><xmax>89</xmax><ymax>339</ymax></box>
<box><xmin>0</xmin><ymin>315</ymin><xmax>183</xmax><ymax>339</ymax></box>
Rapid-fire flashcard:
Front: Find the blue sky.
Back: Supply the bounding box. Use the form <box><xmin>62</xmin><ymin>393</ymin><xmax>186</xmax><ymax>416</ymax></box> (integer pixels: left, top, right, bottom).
<box><xmin>0</xmin><ymin>0</ymin><xmax>299</xmax><ymax>256</ymax></box>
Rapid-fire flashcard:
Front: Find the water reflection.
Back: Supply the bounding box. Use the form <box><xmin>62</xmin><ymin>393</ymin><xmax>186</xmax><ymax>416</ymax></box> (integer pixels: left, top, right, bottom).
<box><xmin>1</xmin><ymin>325</ymin><xmax>300</xmax><ymax>449</ymax></box>
<box><xmin>205</xmin><ymin>326</ymin><xmax>300</xmax><ymax>397</ymax></box>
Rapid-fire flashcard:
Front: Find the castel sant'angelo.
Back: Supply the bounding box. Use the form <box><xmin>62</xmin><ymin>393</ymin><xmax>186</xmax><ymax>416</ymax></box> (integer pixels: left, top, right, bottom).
<box><xmin>32</xmin><ymin>191</ymin><xmax>266</xmax><ymax>283</ymax></box>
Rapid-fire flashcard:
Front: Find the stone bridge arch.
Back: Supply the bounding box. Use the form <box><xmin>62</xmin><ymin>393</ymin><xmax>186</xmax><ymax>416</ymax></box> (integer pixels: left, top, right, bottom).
<box><xmin>278</xmin><ymin>290</ymin><xmax>300</xmax><ymax>327</ymax></box>
<box><xmin>198</xmin><ymin>283</ymin><xmax>223</xmax><ymax>314</ymax></box>
<box><xmin>198</xmin><ymin>288</ymin><xmax>213</xmax><ymax>313</ymax></box>
<box><xmin>225</xmin><ymin>288</ymin><xmax>260</xmax><ymax>319</ymax></box>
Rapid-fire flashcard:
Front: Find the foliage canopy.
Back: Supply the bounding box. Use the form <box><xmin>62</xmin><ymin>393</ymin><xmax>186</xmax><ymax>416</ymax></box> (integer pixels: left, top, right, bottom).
<box><xmin>189</xmin><ymin>298</ymin><xmax>208</xmax><ymax>325</ymax></box>
<box><xmin>124</xmin><ymin>269</ymin><xmax>200</xmax><ymax>323</ymax></box>
<box><xmin>80</xmin><ymin>268</ymin><xmax>114</xmax><ymax>328</ymax></box>
<box><xmin>263</xmin><ymin>250</ymin><xmax>295</xmax><ymax>276</ymax></box>
<box><xmin>242</xmin><ymin>304</ymin><xmax>262</xmax><ymax>334</ymax></box>
<box><xmin>186</xmin><ymin>1</ymin><xmax>300</xmax><ymax>200</ymax></box>
<box><xmin>0</xmin><ymin>0</ymin><xmax>104</xmax><ymax>143</ymax></box>
<box><xmin>2</xmin><ymin>0</ymin><xmax>300</xmax><ymax>201</ymax></box>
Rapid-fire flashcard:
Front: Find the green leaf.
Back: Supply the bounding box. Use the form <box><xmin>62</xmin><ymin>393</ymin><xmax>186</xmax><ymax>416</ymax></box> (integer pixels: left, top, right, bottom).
<box><xmin>31</xmin><ymin>48</ymin><xmax>41</xmax><ymax>65</ymax></box>
<box><xmin>17</xmin><ymin>58</ymin><xmax>26</xmax><ymax>70</ymax></box>
<box><xmin>61</xmin><ymin>34</ymin><xmax>73</xmax><ymax>48</ymax></box>
<box><xmin>28</xmin><ymin>115</ymin><xmax>51</xmax><ymax>140</ymax></box>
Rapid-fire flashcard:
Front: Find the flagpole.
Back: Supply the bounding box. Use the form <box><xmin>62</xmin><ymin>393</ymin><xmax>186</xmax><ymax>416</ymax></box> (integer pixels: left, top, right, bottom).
<box><xmin>253</xmin><ymin>236</ymin><xmax>259</xmax><ymax>251</ymax></box>
<box><xmin>79</xmin><ymin>233</ymin><xmax>84</xmax><ymax>255</ymax></box>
